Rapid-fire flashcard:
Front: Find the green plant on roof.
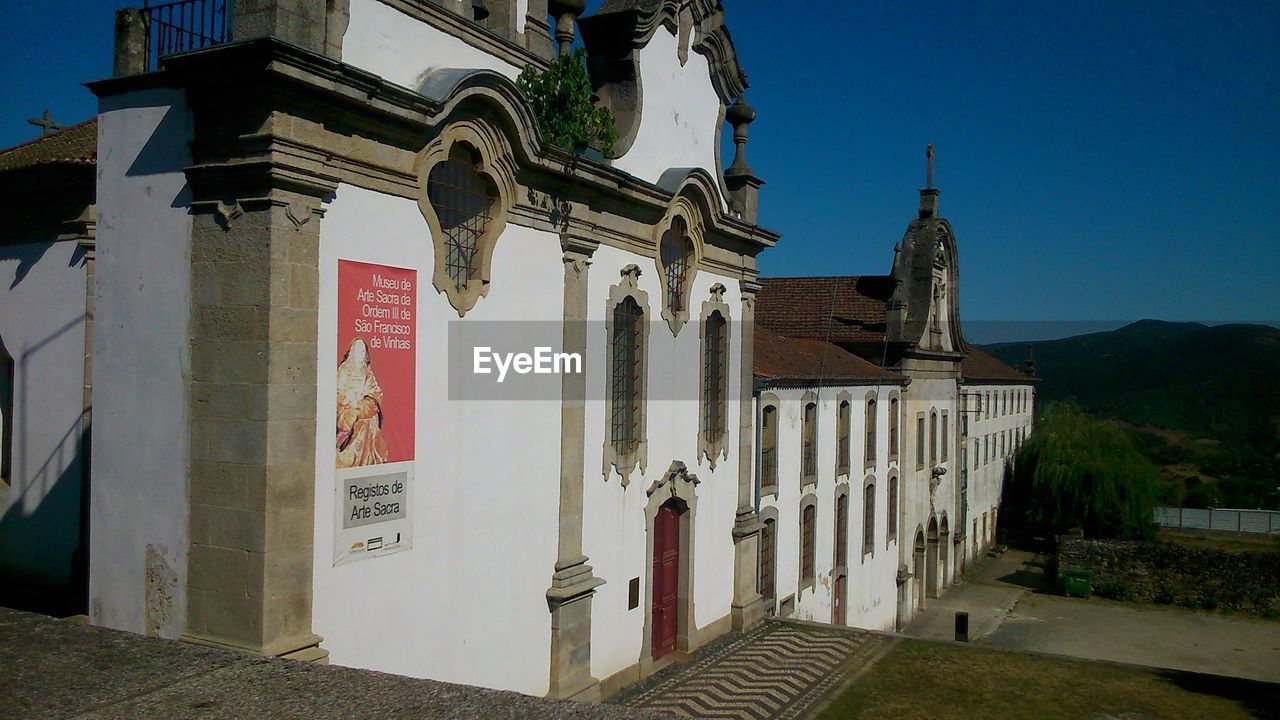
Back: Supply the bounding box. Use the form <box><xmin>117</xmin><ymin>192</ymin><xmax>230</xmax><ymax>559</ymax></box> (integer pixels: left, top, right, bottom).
<box><xmin>517</xmin><ymin>48</ymin><xmax>618</xmax><ymax>157</ymax></box>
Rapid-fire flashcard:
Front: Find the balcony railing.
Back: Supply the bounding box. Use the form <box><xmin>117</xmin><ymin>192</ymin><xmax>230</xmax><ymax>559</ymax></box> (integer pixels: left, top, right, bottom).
<box><xmin>143</xmin><ymin>0</ymin><xmax>230</xmax><ymax>71</ymax></box>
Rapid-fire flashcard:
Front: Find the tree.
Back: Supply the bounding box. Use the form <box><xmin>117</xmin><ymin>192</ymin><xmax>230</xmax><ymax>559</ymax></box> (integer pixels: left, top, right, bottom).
<box><xmin>1004</xmin><ymin>402</ymin><xmax>1158</xmax><ymax>541</ymax></box>
<box><xmin>516</xmin><ymin>48</ymin><xmax>618</xmax><ymax>157</ymax></box>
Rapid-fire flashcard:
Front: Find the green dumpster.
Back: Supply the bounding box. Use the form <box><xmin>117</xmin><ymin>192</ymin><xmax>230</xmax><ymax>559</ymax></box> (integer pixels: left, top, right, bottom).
<box><xmin>1062</xmin><ymin>568</ymin><xmax>1093</xmax><ymax>598</ymax></box>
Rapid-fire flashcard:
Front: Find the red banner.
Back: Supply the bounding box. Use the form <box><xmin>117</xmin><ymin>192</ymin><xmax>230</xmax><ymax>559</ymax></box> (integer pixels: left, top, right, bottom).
<box><xmin>336</xmin><ymin>260</ymin><xmax>416</xmax><ymax>467</ymax></box>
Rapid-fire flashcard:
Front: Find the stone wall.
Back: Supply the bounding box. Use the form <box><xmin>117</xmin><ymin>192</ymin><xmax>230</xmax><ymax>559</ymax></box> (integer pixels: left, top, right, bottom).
<box><xmin>1057</xmin><ymin>535</ymin><xmax>1280</xmax><ymax>616</ymax></box>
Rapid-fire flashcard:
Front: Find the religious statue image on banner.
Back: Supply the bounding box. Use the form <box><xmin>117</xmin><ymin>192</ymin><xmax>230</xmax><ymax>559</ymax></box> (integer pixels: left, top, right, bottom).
<box><xmin>335</xmin><ymin>338</ymin><xmax>390</xmax><ymax>468</ymax></box>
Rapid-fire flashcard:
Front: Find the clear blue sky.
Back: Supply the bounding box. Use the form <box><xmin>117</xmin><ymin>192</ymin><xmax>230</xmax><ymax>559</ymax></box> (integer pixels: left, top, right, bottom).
<box><xmin>2</xmin><ymin>1</ymin><xmax>1277</xmax><ymax>328</ymax></box>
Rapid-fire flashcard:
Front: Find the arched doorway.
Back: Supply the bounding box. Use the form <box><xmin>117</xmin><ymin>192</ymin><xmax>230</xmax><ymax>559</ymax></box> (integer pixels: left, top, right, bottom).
<box><xmin>926</xmin><ymin>517</ymin><xmax>940</xmax><ymax>598</ymax></box>
<box><xmin>651</xmin><ymin>499</ymin><xmax>682</xmax><ymax>660</ymax></box>
<box><xmin>912</xmin><ymin>528</ymin><xmax>926</xmax><ymax>612</ymax></box>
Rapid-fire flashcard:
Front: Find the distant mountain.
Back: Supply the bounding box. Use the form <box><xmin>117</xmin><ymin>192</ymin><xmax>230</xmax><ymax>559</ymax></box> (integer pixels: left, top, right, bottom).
<box><xmin>984</xmin><ymin>320</ymin><xmax>1280</xmax><ymax>507</ymax></box>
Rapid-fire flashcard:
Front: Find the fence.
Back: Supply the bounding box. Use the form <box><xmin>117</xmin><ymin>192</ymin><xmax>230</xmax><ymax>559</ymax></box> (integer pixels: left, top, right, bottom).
<box><xmin>1153</xmin><ymin>506</ymin><xmax>1280</xmax><ymax>535</ymax></box>
<box><xmin>143</xmin><ymin>0</ymin><xmax>230</xmax><ymax>71</ymax></box>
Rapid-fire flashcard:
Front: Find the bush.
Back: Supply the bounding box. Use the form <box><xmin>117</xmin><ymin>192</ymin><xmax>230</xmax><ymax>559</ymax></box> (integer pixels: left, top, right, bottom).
<box><xmin>516</xmin><ymin>48</ymin><xmax>618</xmax><ymax>156</ymax></box>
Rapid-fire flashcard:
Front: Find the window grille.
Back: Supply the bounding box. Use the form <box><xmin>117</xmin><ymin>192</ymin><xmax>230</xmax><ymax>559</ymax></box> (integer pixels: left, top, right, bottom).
<box><xmin>801</xmin><ymin>402</ymin><xmax>817</xmax><ymax>480</ymax></box>
<box><xmin>610</xmin><ymin>297</ymin><xmax>644</xmax><ymax>456</ymax></box>
<box><xmin>660</xmin><ymin>216</ymin><xmax>691</xmax><ymax>312</ymax></box>
<box><xmin>427</xmin><ymin>147</ymin><xmax>495</xmax><ymax>291</ymax></box>
<box><xmin>760</xmin><ymin>405</ymin><xmax>778</xmax><ymax>490</ymax></box>
<box><xmin>701</xmin><ymin>311</ymin><xmax>727</xmax><ymax>445</ymax></box>
<box><xmin>837</xmin><ymin>400</ymin><xmax>851</xmax><ymax>474</ymax></box>
<box><xmin>865</xmin><ymin>399</ymin><xmax>877</xmax><ymax>465</ymax></box>
<box><xmin>863</xmin><ymin>483</ymin><xmax>876</xmax><ymax>553</ymax></box>
<box><xmin>835</xmin><ymin>494</ymin><xmax>849</xmax><ymax>568</ymax></box>
<box><xmin>801</xmin><ymin>504</ymin><xmax>816</xmax><ymax>584</ymax></box>
<box><xmin>759</xmin><ymin>518</ymin><xmax>776</xmax><ymax>600</ymax></box>
<box><xmin>887</xmin><ymin>476</ymin><xmax>898</xmax><ymax>539</ymax></box>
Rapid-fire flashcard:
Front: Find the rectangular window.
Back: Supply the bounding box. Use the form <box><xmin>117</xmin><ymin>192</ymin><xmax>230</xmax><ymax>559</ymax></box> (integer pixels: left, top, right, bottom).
<box><xmin>916</xmin><ymin>414</ymin><xmax>925</xmax><ymax>468</ymax></box>
<box><xmin>760</xmin><ymin>405</ymin><xmax>778</xmax><ymax>492</ymax></box>
<box><xmin>701</xmin><ymin>311</ymin><xmax>727</xmax><ymax>446</ymax></box>
<box><xmin>837</xmin><ymin>400</ymin><xmax>851</xmax><ymax>475</ymax></box>
<box><xmin>929</xmin><ymin>412</ymin><xmax>938</xmax><ymax>466</ymax></box>
<box><xmin>610</xmin><ymin>298</ymin><xmax>643</xmax><ymax>456</ymax></box>
<box><xmin>802</xmin><ymin>402</ymin><xmax>817</xmax><ymax>482</ymax></box>
<box><xmin>863</xmin><ymin>483</ymin><xmax>876</xmax><ymax>555</ymax></box>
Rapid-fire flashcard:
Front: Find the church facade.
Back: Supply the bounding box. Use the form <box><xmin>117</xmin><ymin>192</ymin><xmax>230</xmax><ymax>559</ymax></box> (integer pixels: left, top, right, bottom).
<box><xmin>753</xmin><ymin>185</ymin><xmax>1037</xmax><ymax>631</ymax></box>
<box><xmin>0</xmin><ymin>0</ymin><xmax>1037</xmax><ymax>703</ymax></box>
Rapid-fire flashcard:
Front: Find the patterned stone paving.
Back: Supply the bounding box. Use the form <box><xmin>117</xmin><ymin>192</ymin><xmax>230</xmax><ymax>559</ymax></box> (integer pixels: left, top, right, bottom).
<box><xmin>615</xmin><ymin>622</ymin><xmax>894</xmax><ymax>720</ymax></box>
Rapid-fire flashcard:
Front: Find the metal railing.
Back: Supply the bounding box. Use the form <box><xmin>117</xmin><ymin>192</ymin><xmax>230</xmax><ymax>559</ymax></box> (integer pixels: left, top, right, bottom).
<box><xmin>143</xmin><ymin>0</ymin><xmax>230</xmax><ymax>71</ymax></box>
<box><xmin>1154</xmin><ymin>506</ymin><xmax>1280</xmax><ymax>535</ymax></box>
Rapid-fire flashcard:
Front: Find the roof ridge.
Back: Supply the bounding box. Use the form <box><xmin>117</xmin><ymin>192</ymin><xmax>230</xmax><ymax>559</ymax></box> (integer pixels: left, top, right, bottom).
<box><xmin>0</xmin><ymin>117</ymin><xmax>96</xmax><ymax>157</ymax></box>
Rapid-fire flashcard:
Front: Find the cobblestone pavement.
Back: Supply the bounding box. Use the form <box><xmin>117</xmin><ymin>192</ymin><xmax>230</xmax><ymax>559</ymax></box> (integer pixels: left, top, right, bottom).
<box><xmin>615</xmin><ymin>622</ymin><xmax>894</xmax><ymax>720</ymax></box>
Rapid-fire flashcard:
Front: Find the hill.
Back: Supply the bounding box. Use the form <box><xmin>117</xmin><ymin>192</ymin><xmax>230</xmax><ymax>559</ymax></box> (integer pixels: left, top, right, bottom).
<box><xmin>984</xmin><ymin>320</ymin><xmax>1280</xmax><ymax>508</ymax></box>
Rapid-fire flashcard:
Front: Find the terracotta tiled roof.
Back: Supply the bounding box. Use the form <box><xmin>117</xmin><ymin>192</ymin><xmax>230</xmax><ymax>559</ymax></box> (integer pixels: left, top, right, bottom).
<box><xmin>755</xmin><ymin>275</ymin><xmax>895</xmax><ymax>344</ymax></box>
<box><xmin>754</xmin><ymin>328</ymin><xmax>906</xmax><ymax>385</ymax></box>
<box><xmin>0</xmin><ymin>119</ymin><xmax>97</xmax><ymax>173</ymax></box>
<box><xmin>962</xmin><ymin>347</ymin><xmax>1031</xmax><ymax>383</ymax></box>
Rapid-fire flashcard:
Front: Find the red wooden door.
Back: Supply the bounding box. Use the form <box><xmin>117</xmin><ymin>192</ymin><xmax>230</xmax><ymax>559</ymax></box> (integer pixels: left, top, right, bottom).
<box><xmin>833</xmin><ymin>575</ymin><xmax>847</xmax><ymax>625</ymax></box>
<box><xmin>651</xmin><ymin>503</ymin><xmax>680</xmax><ymax>660</ymax></box>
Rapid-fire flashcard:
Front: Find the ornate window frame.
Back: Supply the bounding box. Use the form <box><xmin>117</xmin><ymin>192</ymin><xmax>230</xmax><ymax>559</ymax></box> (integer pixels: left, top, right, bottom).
<box><xmin>653</xmin><ymin>196</ymin><xmax>705</xmax><ymax>336</ymax></box>
<box><xmin>414</xmin><ymin>119</ymin><xmax>516</xmax><ymax>317</ymax></box>
<box><xmin>800</xmin><ymin>390</ymin><xmax>819</xmax><ymax>487</ymax></box>
<box><xmin>698</xmin><ymin>283</ymin><xmax>732</xmax><ymax>469</ymax></box>
<box><xmin>758</xmin><ymin>392</ymin><xmax>780</xmax><ymax>497</ymax></box>
<box><xmin>602</xmin><ymin>265</ymin><xmax>651</xmax><ymax>486</ymax></box>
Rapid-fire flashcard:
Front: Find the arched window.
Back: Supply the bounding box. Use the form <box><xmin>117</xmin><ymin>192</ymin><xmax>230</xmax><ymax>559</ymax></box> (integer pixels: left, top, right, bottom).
<box><xmin>610</xmin><ymin>297</ymin><xmax>644</xmax><ymax>460</ymax></box>
<box><xmin>888</xmin><ymin>396</ymin><xmax>899</xmax><ymax>461</ymax></box>
<box><xmin>801</xmin><ymin>400</ymin><xmax>817</xmax><ymax>483</ymax></box>
<box><xmin>864</xmin><ymin>397</ymin><xmax>877</xmax><ymax>467</ymax></box>
<box><xmin>941</xmin><ymin>411</ymin><xmax>949</xmax><ymax>462</ymax></box>
<box><xmin>701</xmin><ymin>310</ymin><xmax>727</xmax><ymax>447</ymax></box>
<box><xmin>800</xmin><ymin>502</ymin><xmax>817</xmax><ymax>589</ymax></box>
<box><xmin>760</xmin><ymin>403</ymin><xmax>778</xmax><ymax>494</ymax></box>
<box><xmin>0</xmin><ymin>338</ymin><xmax>12</xmax><ymax>485</ymax></box>
<box><xmin>427</xmin><ymin>143</ymin><xmax>497</xmax><ymax>292</ymax></box>
<box><xmin>835</xmin><ymin>492</ymin><xmax>849</xmax><ymax>569</ymax></box>
<box><xmin>886</xmin><ymin>474</ymin><xmax>898</xmax><ymax>542</ymax></box>
<box><xmin>837</xmin><ymin>398</ymin><xmax>851</xmax><ymax>475</ymax></box>
<box><xmin>659</xmin><ymin>216</ymin><xmax>692</xmax><ymax>314</ymax></box>
<box><xmin>863</xmin><ymin>481</ymin><xmax>876</xmax><ymax>556</ymax></box>
<box><xmin>929</xmin><ymin>410</ymin><xmax>938</xmax><ymax>466</ymax></box>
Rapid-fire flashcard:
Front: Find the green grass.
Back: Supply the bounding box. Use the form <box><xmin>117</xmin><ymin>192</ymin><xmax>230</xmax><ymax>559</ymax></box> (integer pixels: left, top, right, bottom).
<box><xmin>818</xmin><ymin>640</ymin><xmax>1276</xmax><ymax>720</ymax></box>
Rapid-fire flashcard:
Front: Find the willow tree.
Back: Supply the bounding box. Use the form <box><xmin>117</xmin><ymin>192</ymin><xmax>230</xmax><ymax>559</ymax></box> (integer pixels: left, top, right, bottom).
<box><xmin>1005</xmin><ymin>402</ymin><xmax>1158</xmax><ymax>540</ymax></box>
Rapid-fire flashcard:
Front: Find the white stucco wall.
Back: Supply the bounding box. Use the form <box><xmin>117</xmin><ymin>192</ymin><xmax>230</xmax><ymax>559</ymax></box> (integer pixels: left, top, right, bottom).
<box><xmin>962</xmin><ymin>383</ymin><xmax>1034</xmax><ymax>566</ymax></box>
<box><xmin>90</xmin><ymin>89</ymin><xmax>194</xmax><ymax>637</ymax></box>
<box><xmin>583</xmin><ymin>243</ymin><xmax>741</xmax><ymax>683</ymax></box>
<box><xmin>0</xmin><ymin>239</ymin><xmax>88</xmax><ymax>596</ymax></box>
<box><xmin>758</xmin><ymin>385</ymin><xmax>901</xmax><ymax>632</ymax></box>
<box><xmin>612</xmin><ymin>27</ymin><xmax>725</xmax><ymax>208</ymax></box>
<box><xmin>898</xmin><ymin>376</ymin><xmax>959</xmax><ymax>621</ymax></box>
<box><xmin>313</xmin><ymin>184</ymin><xmax>562</xmax><ymax>695</ymax></box>
<box><xmin>343</xmin><ymin>0</ymin><xmax>520</xmax><ymax>92</ymax></box>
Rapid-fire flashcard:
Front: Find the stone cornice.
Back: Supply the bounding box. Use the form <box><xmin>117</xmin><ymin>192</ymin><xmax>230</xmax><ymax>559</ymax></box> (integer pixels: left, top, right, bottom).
<box><xmin>377</xmin><ymin>0</ymin><xmax>550</xmax><ymax>71</ymax></box>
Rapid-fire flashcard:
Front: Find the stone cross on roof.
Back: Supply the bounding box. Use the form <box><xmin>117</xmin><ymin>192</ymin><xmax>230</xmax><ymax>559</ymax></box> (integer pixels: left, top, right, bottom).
<box><xmin>926</xmin><ymin>143</ymin><xmax>934</xmax><ymax>189</ymax></box>
<box><xmin>28</xmin><ymin>109</ymin><xmax>64</xmax><ymax>138</ymax></box>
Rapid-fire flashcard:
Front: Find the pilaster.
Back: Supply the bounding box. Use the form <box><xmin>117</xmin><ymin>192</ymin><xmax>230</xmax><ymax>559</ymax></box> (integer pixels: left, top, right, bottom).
<box><xmin>182</xmin><ymin>168</ymin><xmax>333</xmax><ymax>663</ymax></box>
<box><xmin>730</xmin><ymin>279</ymin><xmax>764</xmax><ymax>631</ymax></box>
<box><xmin>547</xmin><ymin>231</ymin><xmax>604</xmax><ymax>701</ymax></box>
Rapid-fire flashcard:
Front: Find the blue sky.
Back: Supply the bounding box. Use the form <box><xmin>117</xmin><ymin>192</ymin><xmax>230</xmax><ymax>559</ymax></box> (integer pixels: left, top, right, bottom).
<box><xmin>2</xmin><ymin>1</ymin><xmax>1277</xmax><ymax>329</ymax></box>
